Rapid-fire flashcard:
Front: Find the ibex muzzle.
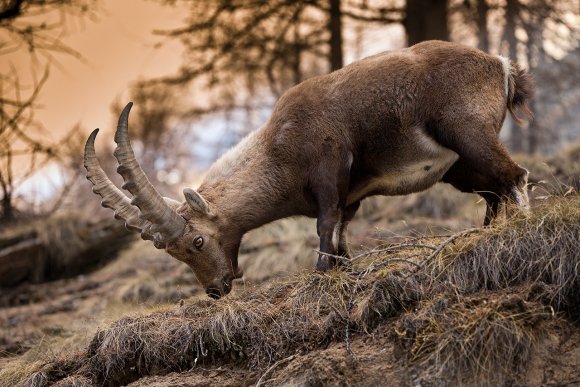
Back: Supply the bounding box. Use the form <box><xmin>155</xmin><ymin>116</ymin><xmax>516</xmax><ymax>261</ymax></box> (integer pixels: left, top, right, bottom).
<box><xmin>85</xmin><ymin>41</ymin><xmax>533</xmax><ymax>298</ymax></box>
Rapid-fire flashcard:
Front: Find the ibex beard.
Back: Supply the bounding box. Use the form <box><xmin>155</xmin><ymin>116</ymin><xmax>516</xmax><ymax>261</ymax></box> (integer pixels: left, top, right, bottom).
<box><xmin>85</xmin><ymin>40</ymin><xmax>533</xmax><ymax>299</ymax></box>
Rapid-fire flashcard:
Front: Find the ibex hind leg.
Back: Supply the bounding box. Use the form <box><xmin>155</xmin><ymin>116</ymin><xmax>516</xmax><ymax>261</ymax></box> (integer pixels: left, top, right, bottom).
<box><xmin>442</xmin><ymin>159</ymin><xmax>501</xmax><ymax>225</ymax></box>
<box><xmin>435</xmin><ymin>124</ymin><xmax>529</xmax><ymax>225</ymax></box>
<box><xmin>505</xmin><ymin>166</ymin><xmax>530</xmax><ymax>219</ymax></box>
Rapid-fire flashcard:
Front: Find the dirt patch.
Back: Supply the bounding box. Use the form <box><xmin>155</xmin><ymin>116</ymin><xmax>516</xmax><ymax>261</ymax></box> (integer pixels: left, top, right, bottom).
<box><xmin>525</xmin><ymin>319</ymin><xmax>580</xmax><ymax>386</ymax></box>
<box><xmin>127</xmin><ymin>368</ymin><xmax>258</xmax><ymax>387</ymax></box>
<box><xmin>261</xmin><ymin>329</ymin><xmax>403</xmax><ymax>387</ymax></box>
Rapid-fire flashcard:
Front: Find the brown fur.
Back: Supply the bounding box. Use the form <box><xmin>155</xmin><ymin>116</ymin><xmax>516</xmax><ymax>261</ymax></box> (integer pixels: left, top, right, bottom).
<box><xmin>100</xmin><ymin>41</ymin><xmax>534</xmax><ymax>298</ymax></box>
<box><xmin>507</xmin><ymin>62</ymin><xmax>535</xmax><ymax>125</ymax></box>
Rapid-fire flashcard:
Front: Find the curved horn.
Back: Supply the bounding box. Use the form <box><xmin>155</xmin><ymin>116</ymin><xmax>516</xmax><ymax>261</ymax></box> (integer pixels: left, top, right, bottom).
<box><xmin>113</xmin><ymin>103</ymin><xmax>185</xmax><ymax>242</ymax></box>
<box><xmin>84</xmin><ymin>128</ymin><xmax>160</xmax><ymax>241</ymax></box>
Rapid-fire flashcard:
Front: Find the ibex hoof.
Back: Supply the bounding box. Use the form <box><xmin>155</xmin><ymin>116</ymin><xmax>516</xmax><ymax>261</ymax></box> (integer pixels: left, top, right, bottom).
<box><xmin>316</xmin><ymin>254</ymin><xmax>333</xmax><ymax>272</ymax></box>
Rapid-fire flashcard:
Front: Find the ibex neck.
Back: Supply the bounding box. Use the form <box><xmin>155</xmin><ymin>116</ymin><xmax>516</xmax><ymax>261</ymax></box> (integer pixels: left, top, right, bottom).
<box><xmin>197</xmin><ymin>126</ymin><xmax>292</xmax><ymax>236</ymax></box>
<box><xmin>202</xmin><ymin>180</ymin><xmax>285</xmax><ymax>235</ymax></box>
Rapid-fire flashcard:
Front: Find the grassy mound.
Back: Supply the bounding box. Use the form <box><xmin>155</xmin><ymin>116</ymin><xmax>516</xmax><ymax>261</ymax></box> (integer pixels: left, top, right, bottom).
<box><xmin>3</xmin><ymin>195</ymin><xmax>579</xmax><ymax>386</ymax></box>
<box><xmin>432</xmin><ymin>196</ymin><xmax>580</xmax><ymax>314</ymax></box>
<box><xmin>396</xmin><ymin>291</ymin><xmax>552</xmax><ymax>385</ymax></box>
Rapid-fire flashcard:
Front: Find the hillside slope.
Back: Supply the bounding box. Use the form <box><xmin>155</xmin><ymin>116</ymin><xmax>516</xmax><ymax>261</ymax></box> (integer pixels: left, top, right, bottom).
<box><xmin>1</xmin><ymin>194</ymin><xmax>579</xmax><ymax>386</ymax></box>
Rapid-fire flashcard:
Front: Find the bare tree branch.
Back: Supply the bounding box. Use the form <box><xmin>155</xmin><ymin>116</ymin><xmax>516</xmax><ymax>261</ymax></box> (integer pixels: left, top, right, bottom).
<box><xmin>0</xmin><ymin>0</ymin><xmax>101</xmax><ymax>222</ymax></box>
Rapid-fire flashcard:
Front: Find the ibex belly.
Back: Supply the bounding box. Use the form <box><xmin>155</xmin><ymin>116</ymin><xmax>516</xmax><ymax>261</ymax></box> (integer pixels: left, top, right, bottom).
<box><xmin>347</xmin><ymin>132</ymin><xmax>459</xmax><ymax>205</ymax></box>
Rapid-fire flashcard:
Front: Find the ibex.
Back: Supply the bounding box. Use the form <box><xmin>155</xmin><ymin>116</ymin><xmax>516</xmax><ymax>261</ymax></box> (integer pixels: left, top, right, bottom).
<box><xmin>85</xmin><ymin>41</ymin><xmax>533</xmax><ymax>299</ymax></box>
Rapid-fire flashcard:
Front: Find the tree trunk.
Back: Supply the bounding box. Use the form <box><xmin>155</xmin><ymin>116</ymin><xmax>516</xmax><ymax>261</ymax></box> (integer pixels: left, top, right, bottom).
<box><xmin>329</xmin><ymin>0</ymin><xmax>343</xmax><ymax>71</ymax></box>
<box><xmin>477</xmin><ymin>0</ymin><xmax>489</xmax><ymax>51</ymax></box>
<box><xmin>1</xmin><ymin>193</ymin><xmax>13</xmax><ymax>224</ymax></box>
<box><xmin>404</xmin><ymin>0</ymin><xmax>449</xmax><ymax>46</ymax></box>
<box><xmin>293</xmin><ymin>10</ymin><xmax>302</xmax><ymax>84</ymax></box>
<box><xmin>504</xmin><ymin>0</ymin><xmax>524</xmax><ymax>153</ymax></box>
<box><xmin>525</xmin><ymin>15</ymin><xmax>546</xmax><ymax>155</ymax></box>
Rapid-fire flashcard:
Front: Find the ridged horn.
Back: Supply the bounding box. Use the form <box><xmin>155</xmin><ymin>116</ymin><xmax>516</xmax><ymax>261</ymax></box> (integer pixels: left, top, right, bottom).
<box><xmin>113</xmin><ymin>102</ymin><xmax>185</xmax><ymax>242</ymax></box>
<box><xmin>84</xmin><ymin>128</ymin><xmax>155</xmax><ymax>241</ymax></box>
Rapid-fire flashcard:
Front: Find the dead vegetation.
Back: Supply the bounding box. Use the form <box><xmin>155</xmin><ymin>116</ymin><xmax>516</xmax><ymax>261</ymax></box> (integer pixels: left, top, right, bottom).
<box><xmin>396</xmin><ymin>292</ymin><xmax>552</xmax><ymax>385</ymax></box>
<box><xmin>0</xmin><ymin>213</ymin><xmax>132</xmax><ymax>289</ymax></box>
<box><xmin>2</xmin><ymin>192</ymin><xmax>578</xmax><ymax>386</ymax></box>
<box><xmin>516</xmin><ymin>142</ymin><xmax>580</xmax><ymax>192</ymax></box>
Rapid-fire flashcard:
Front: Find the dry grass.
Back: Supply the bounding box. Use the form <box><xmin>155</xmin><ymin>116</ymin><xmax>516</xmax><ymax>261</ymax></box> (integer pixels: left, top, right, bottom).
<box><xmin>0</xmin><ymin>212</ymin><xmax>132</xmax><ymax>288</ymax></box>
<box><xmin>516</xmin><ymin>143</ymin><xmax>580</xmax><ymax>193</ymax></box>
<box><xmin>431</xmin><ymin>195</ymin><xmax>580</xmax><ymax>314</ymax></box>
<box><xmin>238</xmin><ymin>217</ymin><xmax>318</xmax><ymax>282</ymax></box>
<box><xmin>396</xmin><ymin>292</ymin><xmax>552</xmax><ymax>386</ymax></box>
<box><xmin>3</xmin><ymin>194</ymin><xmax>579</xmax><ymax>386</ymax></box>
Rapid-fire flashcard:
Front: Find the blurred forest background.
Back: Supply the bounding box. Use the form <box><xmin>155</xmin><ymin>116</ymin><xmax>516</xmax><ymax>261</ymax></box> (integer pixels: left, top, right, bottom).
<box><xmin>0</xmin><ymin>0</ymin><xmax>578</xmax><ymax>225</ymax></box>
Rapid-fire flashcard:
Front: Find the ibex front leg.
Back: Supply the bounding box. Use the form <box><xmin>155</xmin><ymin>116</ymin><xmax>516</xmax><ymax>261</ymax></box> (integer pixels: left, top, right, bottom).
<box><xmin>312</xmin><ymin>153</ymin><xmax>352</xmax><ymax>271</ymax></box>
<box><xmin>316</xmin><ymin>207</ymin><xmax>343</xmax><ymax>271</ymax></box>
<box><xmin>337</xmin><ymin>201</ymin><xmax>360</xmax><ymax>259</ymax></box>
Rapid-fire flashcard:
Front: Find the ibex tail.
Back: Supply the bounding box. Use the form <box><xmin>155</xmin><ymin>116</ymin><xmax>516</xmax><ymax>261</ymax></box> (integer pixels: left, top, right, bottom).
<box><xmin>506</xmin><ymin>61</ymin><xmax>534</xmax><ymax>126</ymax></box>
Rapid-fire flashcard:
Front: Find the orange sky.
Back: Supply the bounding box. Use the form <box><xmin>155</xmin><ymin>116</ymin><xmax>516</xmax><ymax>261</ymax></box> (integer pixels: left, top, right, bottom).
<box><xmin>2</xmin><ymin>0</ymin><xmax>191</xmax><ymax>200</ymax></box>
<box><xmin>2</xmin><ymin>0</ymin><xmax>408</xmax><ymax>144</ymax></box>
<box><xmin>3</xmin><ymin>0</ymin><xmax>186</xmax><ymax>140</ymax></box>
<box><xmin>8</xmin><ymin>1</ymin><xmax>408</xmax><ymax>141</ymax></box>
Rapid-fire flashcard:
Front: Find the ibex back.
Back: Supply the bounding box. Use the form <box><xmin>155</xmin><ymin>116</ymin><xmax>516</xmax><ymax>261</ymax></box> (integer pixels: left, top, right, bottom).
<box><xmin>85</xmin><ymin>41</ymin><xmax>533</xmax><ymax>299</ymax></box>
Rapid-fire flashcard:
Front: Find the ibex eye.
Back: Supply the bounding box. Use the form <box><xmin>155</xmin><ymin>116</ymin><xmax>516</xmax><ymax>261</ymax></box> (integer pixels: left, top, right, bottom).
<box><xmin>194</xmin><ymin>236</ymin><xmax>204</xmax><ymax>249</ymax></box>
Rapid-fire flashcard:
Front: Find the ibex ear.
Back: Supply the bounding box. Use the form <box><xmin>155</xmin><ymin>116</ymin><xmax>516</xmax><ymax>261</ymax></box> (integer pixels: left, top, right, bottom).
<box><xmin>183</xmin><ymin>188</ymin><xmax>210</xmax><ymax>215</ymax></box>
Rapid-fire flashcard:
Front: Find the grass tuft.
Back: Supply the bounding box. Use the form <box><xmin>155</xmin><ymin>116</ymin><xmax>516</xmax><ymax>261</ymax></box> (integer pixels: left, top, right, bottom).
<box><xmin>433</xmin><ymin>196</ymin><xmax>580</xmax><ymax>315</ymax></box>
<box><xmin>395</xmin><ymin>292</ymin><xmax>552</xmax><ymax>385</ymax></box>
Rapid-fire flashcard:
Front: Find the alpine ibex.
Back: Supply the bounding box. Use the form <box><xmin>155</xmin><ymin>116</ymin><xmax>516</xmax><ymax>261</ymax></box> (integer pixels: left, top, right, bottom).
<box><xmin>85</xmin><ymin>41</ymin><xmax>533</xmax><ymax>299</ymax></box>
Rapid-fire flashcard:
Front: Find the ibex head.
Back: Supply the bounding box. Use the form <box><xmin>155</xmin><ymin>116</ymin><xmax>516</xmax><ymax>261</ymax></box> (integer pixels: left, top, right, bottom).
<box><xmin>84</xmin><ymin>103</ymin><xmax>242</xmax><ymax>299</ymax></box>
